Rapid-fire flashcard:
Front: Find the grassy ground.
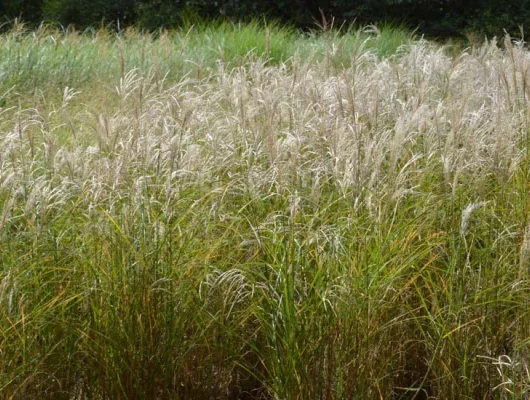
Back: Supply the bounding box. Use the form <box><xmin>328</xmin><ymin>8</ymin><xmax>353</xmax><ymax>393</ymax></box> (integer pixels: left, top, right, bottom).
<box><xmin>1</xmin><ymin>21</ymin><xmax>530</xmax><ymax>399</ymax></box>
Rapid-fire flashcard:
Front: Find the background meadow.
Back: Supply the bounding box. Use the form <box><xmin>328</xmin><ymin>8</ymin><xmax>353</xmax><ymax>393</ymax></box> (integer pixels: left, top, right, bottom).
<box><xmin>1</xmin><ymin>21</ymin><xmax>530</xmax><ymax>399</ymax></box>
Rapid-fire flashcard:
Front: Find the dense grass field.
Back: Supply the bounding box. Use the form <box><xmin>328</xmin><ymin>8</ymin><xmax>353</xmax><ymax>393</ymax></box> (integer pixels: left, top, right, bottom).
<box><xmin>1</xmin><ymin>21</ymin><xmax>530</xmax><ymax>399</ymax></box>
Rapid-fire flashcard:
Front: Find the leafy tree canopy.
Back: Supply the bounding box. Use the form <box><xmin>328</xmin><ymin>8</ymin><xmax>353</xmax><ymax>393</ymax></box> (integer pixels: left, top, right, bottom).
<box><xmin>2</xmin><ymin>0</ymin><xmax>529</xmax><ymax>39</ymax></box>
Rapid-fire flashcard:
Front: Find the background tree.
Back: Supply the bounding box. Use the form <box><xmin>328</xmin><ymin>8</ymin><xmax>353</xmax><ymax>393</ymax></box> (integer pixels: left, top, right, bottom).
<box><xmin>2</xmin><ymin>0</ymin><xmax>530</xmax><ymax>39</ymax></box>
<box><xmin>1</xmin><ymin>0</ymin><xmax>45</xmax><ymax>25</ymax></box>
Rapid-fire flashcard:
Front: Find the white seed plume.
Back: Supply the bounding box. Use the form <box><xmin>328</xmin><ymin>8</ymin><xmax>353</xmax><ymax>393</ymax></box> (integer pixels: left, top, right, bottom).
<box><xmin>461</xmin><ymin>201</ymin><xmax>488</xmax><ymax>236</ymax></box>
<box><xmin>520</xmin><ymin>224</ymin><xmax>530</xmax><ymax>267</ymax></box>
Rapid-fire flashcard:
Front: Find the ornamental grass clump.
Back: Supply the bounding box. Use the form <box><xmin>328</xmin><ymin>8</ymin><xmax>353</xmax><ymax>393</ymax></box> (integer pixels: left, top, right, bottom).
<box><xmin>0</xmin><ymin>23</ymin><xmax>530</xmax><ymax>399</ymax></box>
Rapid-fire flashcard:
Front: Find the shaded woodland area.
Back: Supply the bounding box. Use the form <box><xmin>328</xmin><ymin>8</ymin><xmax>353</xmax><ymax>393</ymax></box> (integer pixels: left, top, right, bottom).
<box><xmin>2</xmin><ymin>0</ymin><xmax>530</xmax><ymax>38</ymax></box>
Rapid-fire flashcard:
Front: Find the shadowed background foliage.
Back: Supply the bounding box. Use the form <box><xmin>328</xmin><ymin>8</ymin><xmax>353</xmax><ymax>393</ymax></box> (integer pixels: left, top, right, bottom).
<box><xmin>2</xmin><ymin>0</ymin><xmax>530</xmax><ymax>38</ymax></box>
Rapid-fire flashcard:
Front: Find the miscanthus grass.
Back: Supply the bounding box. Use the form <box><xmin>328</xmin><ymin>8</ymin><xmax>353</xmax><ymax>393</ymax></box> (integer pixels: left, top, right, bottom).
<box><xmin>0</xmin><ymin>20</ymin><xmax>412</xmax><ymax>103</ymax></box>
<box><xmin>1</xmin><ymin>23</ymin><xmax>530</xmax><ymax>399</ymax></box>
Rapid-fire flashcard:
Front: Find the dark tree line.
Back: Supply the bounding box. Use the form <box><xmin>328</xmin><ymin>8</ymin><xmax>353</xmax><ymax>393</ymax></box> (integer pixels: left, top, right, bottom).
<box><xmin>2</xmin><ymin>0</ymin><xmax>530</xmax><ymax>38</ymax></box>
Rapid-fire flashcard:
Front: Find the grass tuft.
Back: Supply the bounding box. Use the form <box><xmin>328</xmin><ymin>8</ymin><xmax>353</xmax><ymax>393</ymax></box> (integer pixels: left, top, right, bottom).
<box><xmin>1</xmin><ymin>21</ymin><xmax>530</xmax><ymax>399</ymax></box>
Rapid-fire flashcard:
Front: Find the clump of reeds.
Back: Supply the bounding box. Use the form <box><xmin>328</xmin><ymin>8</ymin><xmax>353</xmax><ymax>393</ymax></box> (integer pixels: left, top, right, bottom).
<box><xmin>1</xmin><ymin>22</ymin><xmax>530</xmax><ymax>399</ymax></box>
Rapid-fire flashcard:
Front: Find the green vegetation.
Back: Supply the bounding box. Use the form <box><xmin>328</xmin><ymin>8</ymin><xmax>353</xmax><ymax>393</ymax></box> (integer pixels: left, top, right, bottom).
<box><xmin>3</xmin><ymin>0</ymin><xmax>530</xmax><ymax>38</ymax></box>
<box><xmin>0</xmin><ymin>21</ymin><xmax>413</xmax><ymax>101</ymax></box>
<box><xmin>1</xmin><ymin>22</ymin><xmax>530</xmax><ymax>399</ymax></box>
